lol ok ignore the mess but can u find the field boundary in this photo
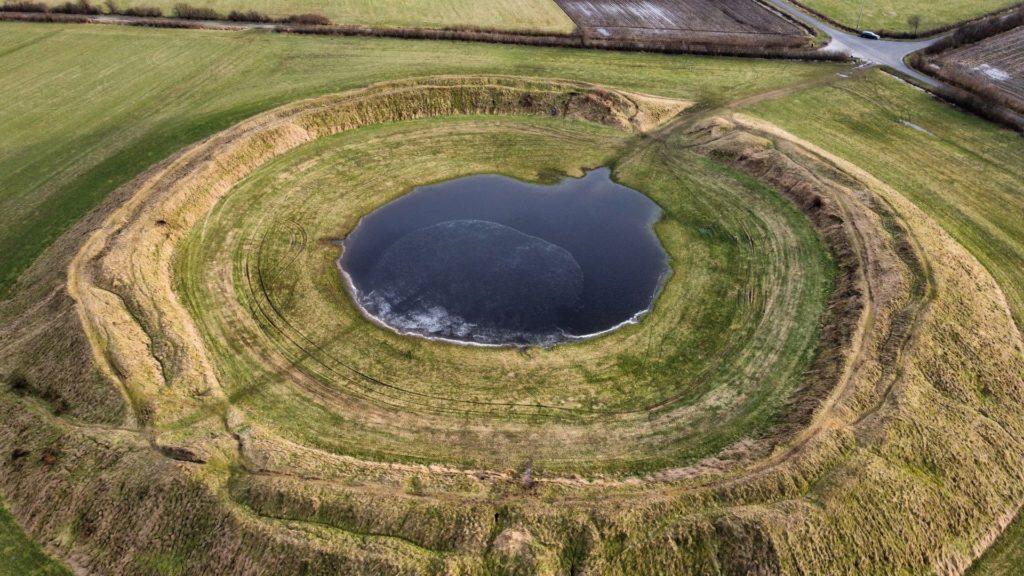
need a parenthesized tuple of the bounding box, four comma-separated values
(0, 10, 850, 61)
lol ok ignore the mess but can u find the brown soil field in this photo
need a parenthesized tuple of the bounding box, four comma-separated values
(554, 0, 809, 46)
(933, 26, 1024, 106)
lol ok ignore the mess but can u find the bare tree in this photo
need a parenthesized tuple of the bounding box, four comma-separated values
(907, 14, 922, 35)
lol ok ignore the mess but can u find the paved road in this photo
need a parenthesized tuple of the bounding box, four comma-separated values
(766, 0, 945, 87)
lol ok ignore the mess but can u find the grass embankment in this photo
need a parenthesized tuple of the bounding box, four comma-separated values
(0, 22, 845, 299)
(746, 67, 1024, 575)
(37, 0, 576, 32)
(174, 115, 833, 474)
(796, 0, 1021, 34)
(747, 69, 1024, 329)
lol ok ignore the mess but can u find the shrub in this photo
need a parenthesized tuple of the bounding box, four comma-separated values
(901, 68, 1024, 132)
(281, 12, 329, 25)
(933, 66, 1024, 115)
(51, 0, 101, 14)
(227, 9, 269, 22)
(172, 2, 220, 19)
(907, 14, 922, 35)
(6, 370, 30, 394)
(404, 475, 424, 496)
(122, 4, 159, 16)
(1, 1, 48, 11)
(0, 10, 89, 20)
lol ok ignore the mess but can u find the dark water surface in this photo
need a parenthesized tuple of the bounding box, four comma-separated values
(338, 168, 669, 346)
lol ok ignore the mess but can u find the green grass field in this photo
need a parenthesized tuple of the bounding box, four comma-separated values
(3, 17, 1024, 575)
(0, 499, 69, 576)
(797, 0, 1020, 33)
(0, 22, 843, 299)
(746, 69, 1024, 328)
(746, 68, 1024, 575)
(39, 0, 577, 32)
(173, 114, 832, 474)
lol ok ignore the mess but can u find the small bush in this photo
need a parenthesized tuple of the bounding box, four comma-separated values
(172, 2, 220, 19)
(122, 4, 160, 16)
(121, 16, 200, 27)
(281, 12, 329, 25)
(6, 370, 30, 394)
(0, 10, 89, 20)
(1, 1, 48, 12)
(227, 9, 269, 22)
(3, 370, 72, 414)
(51, 0, 101, 14)
(404, 475, 424, 496)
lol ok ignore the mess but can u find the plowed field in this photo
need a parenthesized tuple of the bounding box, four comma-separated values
(555, 0, 807, 45)
(936, 26, 1024, 104)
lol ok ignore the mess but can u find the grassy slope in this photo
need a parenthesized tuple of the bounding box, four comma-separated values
(0, 22, 843, 299)
(746, 68, 1024, 575)
(39, 0, 576, 32)
(0, 499, 70, 576)
(797, 0, 1020, 33)
(747, 70, 1024, 326)
(174, 116, 832, 474)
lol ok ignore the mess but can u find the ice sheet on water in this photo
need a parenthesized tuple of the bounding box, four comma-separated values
(357, 220, 584, 346)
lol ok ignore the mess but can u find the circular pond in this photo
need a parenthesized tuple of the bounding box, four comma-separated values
(338, 168, 670, 346)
